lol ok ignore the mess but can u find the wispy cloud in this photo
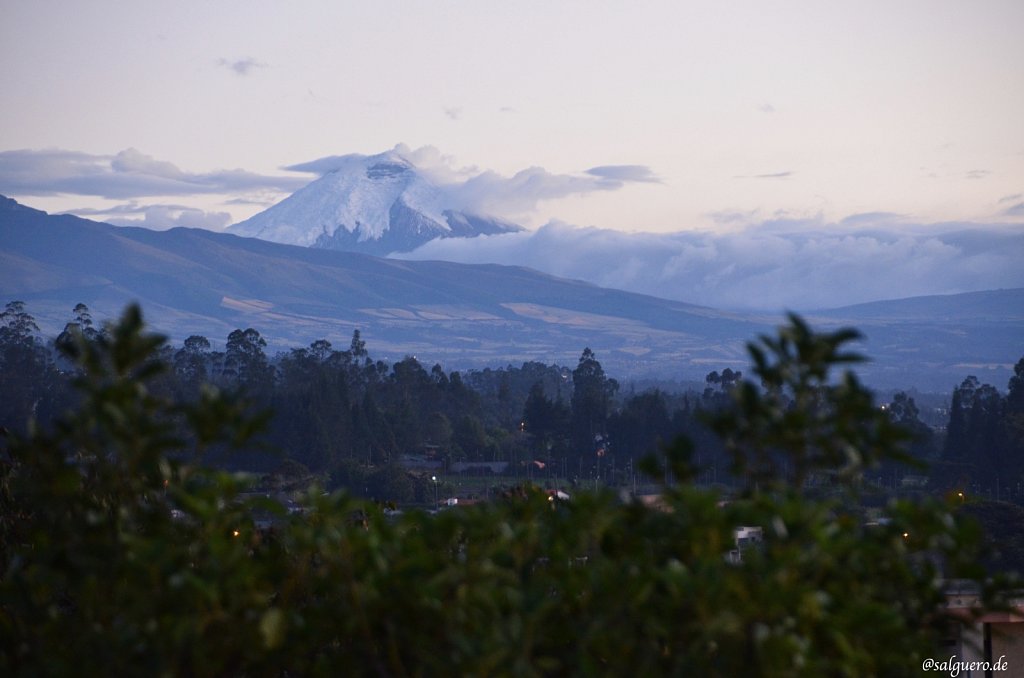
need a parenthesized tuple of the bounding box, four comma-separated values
(224, 196, 277, 207)
(65, 202, 232, 230)
(707, 208, 760, 225)
(758, 103, 776, 113)
(0, 148, 307, 199)
(218, 57, 266, 76)
(837, 212, 905, 228)
(397, 219, 1024, 310)
(448, 166, 660, 217)
(998, 193, 1022, 204)
(443, 106, 462, 120)
(966, 169, 991, 180)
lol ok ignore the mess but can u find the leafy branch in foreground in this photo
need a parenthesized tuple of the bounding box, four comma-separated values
(0, 305, 1008, 676)
(701, 313, 909, 490)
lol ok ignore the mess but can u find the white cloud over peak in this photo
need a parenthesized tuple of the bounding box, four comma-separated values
(285, 144, 662, 221)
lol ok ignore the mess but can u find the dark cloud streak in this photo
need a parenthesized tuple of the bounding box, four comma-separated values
(732, 171, 794, 179)
(585, 165, 662, 183)
(218, 57, 266, 76)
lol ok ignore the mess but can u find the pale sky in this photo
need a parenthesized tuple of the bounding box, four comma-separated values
(2, 0, 1023, 233)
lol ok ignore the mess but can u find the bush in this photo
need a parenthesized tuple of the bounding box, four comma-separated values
(0, 306, 1005, 675)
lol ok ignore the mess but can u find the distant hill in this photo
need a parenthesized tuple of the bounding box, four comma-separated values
(807, 289, 1024, 390)
(815, 288, 1024, 322)
(1, 196, 1020, 389)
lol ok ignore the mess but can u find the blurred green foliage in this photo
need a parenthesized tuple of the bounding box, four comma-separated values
(0, 306, 1003, 675)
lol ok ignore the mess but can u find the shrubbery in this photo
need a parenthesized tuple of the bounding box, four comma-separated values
(0, 306, 1005, 675)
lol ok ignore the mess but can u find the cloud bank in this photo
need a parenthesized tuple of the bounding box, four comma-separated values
(0, 148, 307, 199)
(397, 219, 1024, 310)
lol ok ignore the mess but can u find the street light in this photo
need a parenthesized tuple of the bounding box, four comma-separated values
(431, 475, 438, 508)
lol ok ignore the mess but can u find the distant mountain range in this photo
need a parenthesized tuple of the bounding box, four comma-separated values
(229, 151, 522, 255)
(2, 196, 1021, 390)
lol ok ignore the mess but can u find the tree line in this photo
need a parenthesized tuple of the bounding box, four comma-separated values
(934, 364, 1024, 496)
(1, 302, 716, 491)
(2, 300, 1022, 501)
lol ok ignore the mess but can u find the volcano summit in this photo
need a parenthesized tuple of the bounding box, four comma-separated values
(229, 150, 522, 255)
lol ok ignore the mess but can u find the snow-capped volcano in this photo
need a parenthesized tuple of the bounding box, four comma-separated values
(229, 150, 522, 255)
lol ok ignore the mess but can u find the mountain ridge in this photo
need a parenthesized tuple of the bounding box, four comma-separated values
(2, 196, 1020, 389)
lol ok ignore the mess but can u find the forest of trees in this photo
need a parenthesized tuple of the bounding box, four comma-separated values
(2, 299, 1022, 503)
(0, 301, 712, 498)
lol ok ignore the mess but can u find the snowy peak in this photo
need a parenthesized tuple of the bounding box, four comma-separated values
(229, 150, 522, 255)
(364, 156, 413, 179)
